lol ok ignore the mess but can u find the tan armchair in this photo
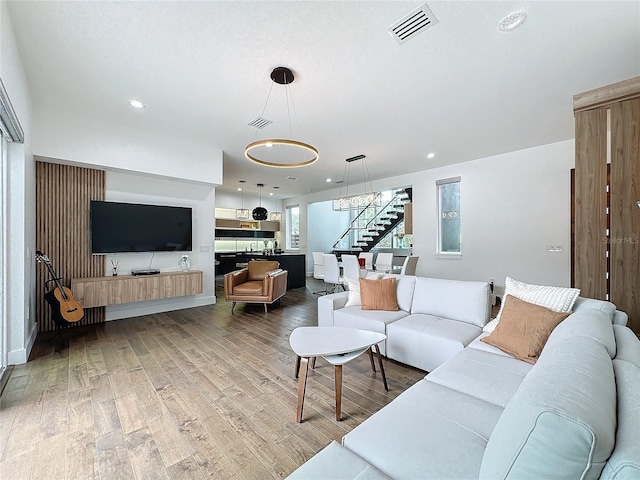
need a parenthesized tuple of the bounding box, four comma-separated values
(224, 260, 288, 313)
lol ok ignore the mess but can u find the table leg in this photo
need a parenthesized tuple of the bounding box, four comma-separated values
(368, 347, 376, 372)
(296, 357, 310, 423)
(294, 355, 301, 379)
(374, 344, 388, 391)
(335, 364, 343, 421)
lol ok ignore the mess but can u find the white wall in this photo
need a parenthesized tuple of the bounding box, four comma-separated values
(306, 200, 351, 274)
(103, 171, 215, 320)
(29, 102, 223, 322)
(285, 139, 575, 294)
(1, 0, 37, 365)
(33, 106, 222, 185)
(411, 140, 574, 291)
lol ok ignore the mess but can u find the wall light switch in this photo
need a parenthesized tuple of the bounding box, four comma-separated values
(546, 245, 563, 253)
(199, 246, 210, 253)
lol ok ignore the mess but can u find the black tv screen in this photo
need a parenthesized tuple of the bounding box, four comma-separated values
(90, 201, 193, 254)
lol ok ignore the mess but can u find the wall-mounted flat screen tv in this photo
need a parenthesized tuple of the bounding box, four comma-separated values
(90, 200, 193, 254)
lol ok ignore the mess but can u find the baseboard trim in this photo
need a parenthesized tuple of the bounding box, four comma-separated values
(7, 321, 38, 365)
(106, 295, 217, 321)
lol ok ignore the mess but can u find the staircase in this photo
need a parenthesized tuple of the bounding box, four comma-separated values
(333, 188, 412, 254)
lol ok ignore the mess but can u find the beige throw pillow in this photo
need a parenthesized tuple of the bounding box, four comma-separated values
(481, 295, 571, 364)
(359, 277, 399, 311)
(484, 276, 580, 334)
(344, 272, 384, 308)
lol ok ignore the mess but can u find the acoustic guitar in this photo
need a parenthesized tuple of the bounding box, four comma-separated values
(35, 251, 84, 323)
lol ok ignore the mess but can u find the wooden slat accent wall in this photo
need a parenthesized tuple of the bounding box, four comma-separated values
(35, 162, 105, 331)
(574, 76, 640, 113)
(574, 109, 608, 301)
(610, 99, 640, 334)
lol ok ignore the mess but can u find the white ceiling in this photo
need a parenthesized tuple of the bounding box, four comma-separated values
(7, 1, 640, 198)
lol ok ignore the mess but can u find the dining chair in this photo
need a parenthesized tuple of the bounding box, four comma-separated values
(400, 256, 419, 275)
(323, 253, 345, 293)
(374, 252, 394, 273)
(358, 252, 374, 271)
(312, 252, 326, 295)
(341, 254, 363, 283)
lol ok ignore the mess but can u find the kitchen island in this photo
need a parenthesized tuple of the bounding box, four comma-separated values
(215, 252, 306, 289)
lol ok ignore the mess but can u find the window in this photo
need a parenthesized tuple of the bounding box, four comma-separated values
(286, 205, 300, 250)
(437, 177, 461, 254)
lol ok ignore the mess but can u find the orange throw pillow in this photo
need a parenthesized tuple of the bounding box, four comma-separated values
(481, 294, 570, 364)
(359, 277, 399, 311)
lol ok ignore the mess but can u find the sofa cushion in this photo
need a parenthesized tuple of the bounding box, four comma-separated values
(613, 324, 640, 367)
(573, 296, 617, 321)
(426, 346, 532, 408)
(410, 277, 490, 328)
(487, 276, 580, 333)
(387, 314, 482, 372)
(343, 380, 503, 479)
(543, 308, 617, 359)
(479, 336, 616, 480)
(285, 440, 391, 480)
(333, 307, 408, 356)
(233, 280, 264, 295)
(600, 359, 640, 480)
(480, 295, 570, 364)
(467, 332, 511, 357)
(378, 274, 416, 313)
(344, 272, 385, 307)
(359, 277, 398, 311)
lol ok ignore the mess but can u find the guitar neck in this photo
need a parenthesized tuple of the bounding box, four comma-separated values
(42, 258, 69, 301)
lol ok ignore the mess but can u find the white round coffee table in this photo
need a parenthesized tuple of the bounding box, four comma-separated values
(289, 326, 388, 422)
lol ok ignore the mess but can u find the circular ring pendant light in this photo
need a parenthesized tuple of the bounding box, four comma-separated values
(245, 67, 318, 168)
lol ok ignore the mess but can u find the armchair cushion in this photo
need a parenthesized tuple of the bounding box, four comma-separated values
(248, 260, 280, 280)
(233, 281, 265, 295)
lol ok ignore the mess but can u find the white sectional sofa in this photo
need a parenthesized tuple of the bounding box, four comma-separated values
(288, 275, 640, 479)
(318, 275, 493, 371)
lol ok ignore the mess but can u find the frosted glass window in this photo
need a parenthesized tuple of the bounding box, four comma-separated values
(286, 205, 300, 250)
(437, 177, 461, 254)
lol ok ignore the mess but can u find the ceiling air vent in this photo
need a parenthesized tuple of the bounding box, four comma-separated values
(248, 117, 272, 129)
(387, 3, 439, 45)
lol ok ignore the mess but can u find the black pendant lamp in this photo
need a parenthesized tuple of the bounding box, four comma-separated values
(252, 183, 268, 220)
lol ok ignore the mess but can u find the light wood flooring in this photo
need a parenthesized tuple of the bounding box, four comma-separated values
(0, 278, 426, 479)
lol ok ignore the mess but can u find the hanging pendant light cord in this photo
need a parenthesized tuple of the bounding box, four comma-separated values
(254, 82, 276, 140)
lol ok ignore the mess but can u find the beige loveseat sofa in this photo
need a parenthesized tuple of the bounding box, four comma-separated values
(288, 275, 639, 479)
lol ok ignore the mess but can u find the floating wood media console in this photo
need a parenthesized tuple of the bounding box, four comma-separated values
(71, 270, 203, 308)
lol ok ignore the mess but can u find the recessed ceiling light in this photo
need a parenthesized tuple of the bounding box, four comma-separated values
(427, 152, 436, 159)
(269, 192, 274, 196)
(237, 187, 242, 191)
(129, 99, 145, 108)
(498, 9, 527, 32)
(326, 178, 332, 183)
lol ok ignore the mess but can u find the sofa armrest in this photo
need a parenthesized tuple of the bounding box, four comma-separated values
(262, 268, 282, 293)
(318, 291, 349, 326)
(286, 441, 391, 479)
(265, 269, 288, 299)
(224, 268, 248, 296)
(613, 310, 628, 326)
